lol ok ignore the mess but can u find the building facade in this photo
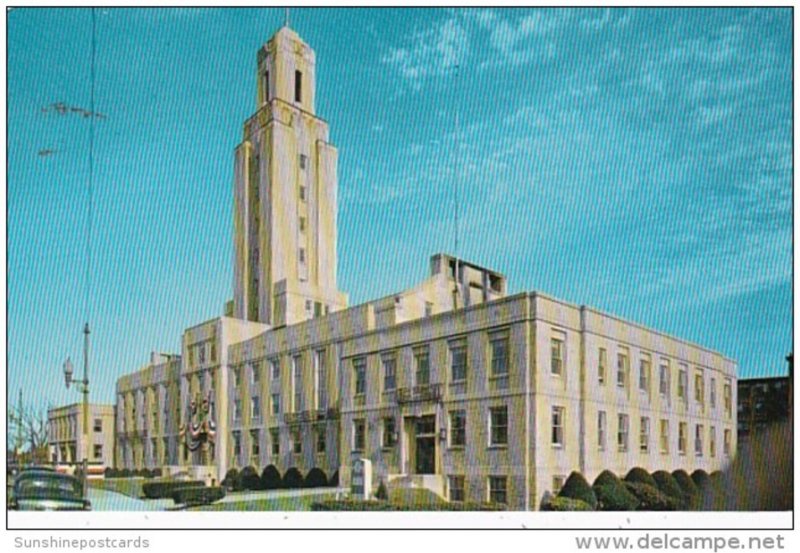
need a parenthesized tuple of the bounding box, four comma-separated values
(103, 25, 738, 509)
(737, 376, 791, 441)
(48, 403, 115, 475)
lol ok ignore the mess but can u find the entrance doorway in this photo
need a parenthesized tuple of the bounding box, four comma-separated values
(414, 415, 436, 474)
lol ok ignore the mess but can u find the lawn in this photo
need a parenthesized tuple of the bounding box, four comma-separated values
(188, 492, 338, 511)
(88, 478, 145, 498)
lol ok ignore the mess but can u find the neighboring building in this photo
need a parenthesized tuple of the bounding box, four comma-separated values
(101, 24, 738, 509)
(737, 376, 791, 441)
(48, 403, 114, 475)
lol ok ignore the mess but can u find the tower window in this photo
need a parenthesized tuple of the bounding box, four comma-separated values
(299, 248, 306, 264)
(299, 154, 307, 169)
(299, 217, 306, 232)
(263, 70, 269, 103)
(295, 70, 302, 103)
(299, 185, 306, 201)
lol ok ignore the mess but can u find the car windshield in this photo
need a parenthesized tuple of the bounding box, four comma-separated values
(15, 474, 83, 500)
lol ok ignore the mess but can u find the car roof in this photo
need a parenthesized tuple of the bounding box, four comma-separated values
(16, 469, 78, 481)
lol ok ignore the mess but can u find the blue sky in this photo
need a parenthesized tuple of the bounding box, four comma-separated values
(6, 7, 793, 416)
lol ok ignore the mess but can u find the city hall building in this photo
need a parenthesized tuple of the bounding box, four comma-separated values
(106, 25, 737, 510)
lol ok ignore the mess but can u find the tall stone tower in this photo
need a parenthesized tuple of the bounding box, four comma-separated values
(233, 25, 348, 327)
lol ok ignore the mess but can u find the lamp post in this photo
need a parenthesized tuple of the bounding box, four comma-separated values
(63, 323, 90, 491)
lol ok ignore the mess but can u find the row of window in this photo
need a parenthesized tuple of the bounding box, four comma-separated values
(447, 475, 507, 505)
(188, 341, 216, 367)
(232, 427, 327, 459)
(352, 331, 510, 397)
(260, 68, 304, 104)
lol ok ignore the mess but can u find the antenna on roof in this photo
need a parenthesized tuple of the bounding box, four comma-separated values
(453, 64, 461, 309)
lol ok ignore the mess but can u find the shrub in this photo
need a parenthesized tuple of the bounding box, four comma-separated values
(239, 466, 261, 491)
(104, 467, 117, 478)
(329, 470, 339, 487)
(625, 482, 679, 511)
(652, 471, 683, 501)
(625, 467, 657, 488)
(172, 486, 225, 507)
(375, 479, 389, 500)
(593, 470, 622, 489)
(261, 465, 282, 490)
(142, 480, 204, 499)
(118, 468, 131, 478)
(541, 496, 593, 511)
(152, 468, 163, 478)
(221, 468, 239, 491)
(304, 468, 329, 489)
(691, 469, 711, 490)
(672, 470, 701, 510)
(557, 471, 597, 510)
(282, 467, 304, 489)
(594, 484, 640, 511)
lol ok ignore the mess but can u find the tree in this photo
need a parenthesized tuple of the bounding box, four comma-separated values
(8, 404, 50, 464)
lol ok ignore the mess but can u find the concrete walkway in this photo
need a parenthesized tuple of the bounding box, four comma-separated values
(218, 486, 345, 504)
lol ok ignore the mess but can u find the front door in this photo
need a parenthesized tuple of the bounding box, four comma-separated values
(414, 415, 436, 475)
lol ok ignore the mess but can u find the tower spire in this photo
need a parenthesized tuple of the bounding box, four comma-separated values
(285, 7, 290, 28)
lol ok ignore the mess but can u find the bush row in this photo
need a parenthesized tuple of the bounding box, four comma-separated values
(310, 499, 504, 511)
(548, 468, 721, 511)
(221, 465, 337, 491)
(171, 486, 226, 507)
(104, 467, 163, 479)
(142, 480, 205, 499)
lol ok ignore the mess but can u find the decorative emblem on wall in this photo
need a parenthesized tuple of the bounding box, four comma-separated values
(179, 391, 216, 453)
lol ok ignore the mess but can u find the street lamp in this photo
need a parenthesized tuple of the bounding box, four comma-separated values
(63, 357, 73, 389)
(62, 323, 90, 491)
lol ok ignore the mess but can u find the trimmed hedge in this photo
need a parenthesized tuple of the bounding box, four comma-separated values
(304, 468, 329, 489)
(375, 480, 389, 500)
(239, 466, 261, 491)
(593, 470, 622, 489)
(594, 484, 640, 511)
(172, 486, 225, 506)
(142, 480, 204, 499)
(329, 470, 339, 487)
(541, 496, 593, 511)
(261, 465, 282, 490)
(310, 499, 504, 511)
(625, 467, 657, 488)
(222, 468, 239, 490)
(652, 471, 683, 502)
(104, 467, 118, 478)
(283, 467, 304, 489)
(558, 472, 598, 510)
(691, 469, 711, 490)
(624, 482, 679, 511)
(672, 470, 701, 509)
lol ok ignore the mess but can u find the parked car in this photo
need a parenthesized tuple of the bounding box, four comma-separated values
(8, 469, 91, 511)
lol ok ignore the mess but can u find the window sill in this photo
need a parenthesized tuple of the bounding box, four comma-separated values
(447, 445, 465, 451)
(551, 443, 564, 449)
(487, 444, 508, 451)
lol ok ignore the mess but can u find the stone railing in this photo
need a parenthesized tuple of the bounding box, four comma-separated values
(397, 384, 443, 404)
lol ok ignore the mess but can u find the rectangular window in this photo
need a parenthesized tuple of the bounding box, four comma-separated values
(695, 370, 704, 405)
(233, 432, 242, 457)
(710, 377, 717, 408)
(270, 358, 280, 380)
(382, 418, 397, 448)
(639, 355, 651, 392)
(299, 248, 306, 264)
(640, 416, 650, 453)
(450, 410, 466, 447)
(316, 428, 326, 453)
(233, 367, 241, 388)
(353, 358, 366, 396)
(660, 419, 669, 453)
(679, 422, 688, 455)
(724, 380, 732, 417)
(449, 476, 465, 502)
(415, 347, 430, 385)
(252, 363, 260, 384)
(198, 344, 206, 365)
(299, 217, 306, 233)
(263, 70, 269, 101)
(488, 476, 507, 505)
(210, 343, 216, 363)
(617, 351, 628, 388)
(598, 411, 607, 451)
(382, 354, 396, 392)
(678, 366, 688, 400)
(710, 425, 716, 457)
(251, 430, 260, 457)
(551, 336, 565, 376)
(292, 431, 302, 454)
(724, 429, 732, 456)
(617, 414, 629, 452)
(353, 419, 366, 451)
(93, 419, 102, 433)
(251, 396, 261, 420)
(489, 407, 508, 446)
(93, 444, 103, 459)
(270, 428, 279, 456)
(659, 362, 669, 396)
(490, 334, 509, 377)
(271, 393, 280, 416)
(551, 406, 565, 447)
(695, 424, 704, 456)
(450, 342, 467, 382)
(293, 355, 303, 412)
(294, 70, 302, 103)
(234, 399, 242, 421)
(299, 154, 307, 169)
(315, 350, 327, 409)
(598, 348, 607, 385)
(299, 185, 306, 201)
